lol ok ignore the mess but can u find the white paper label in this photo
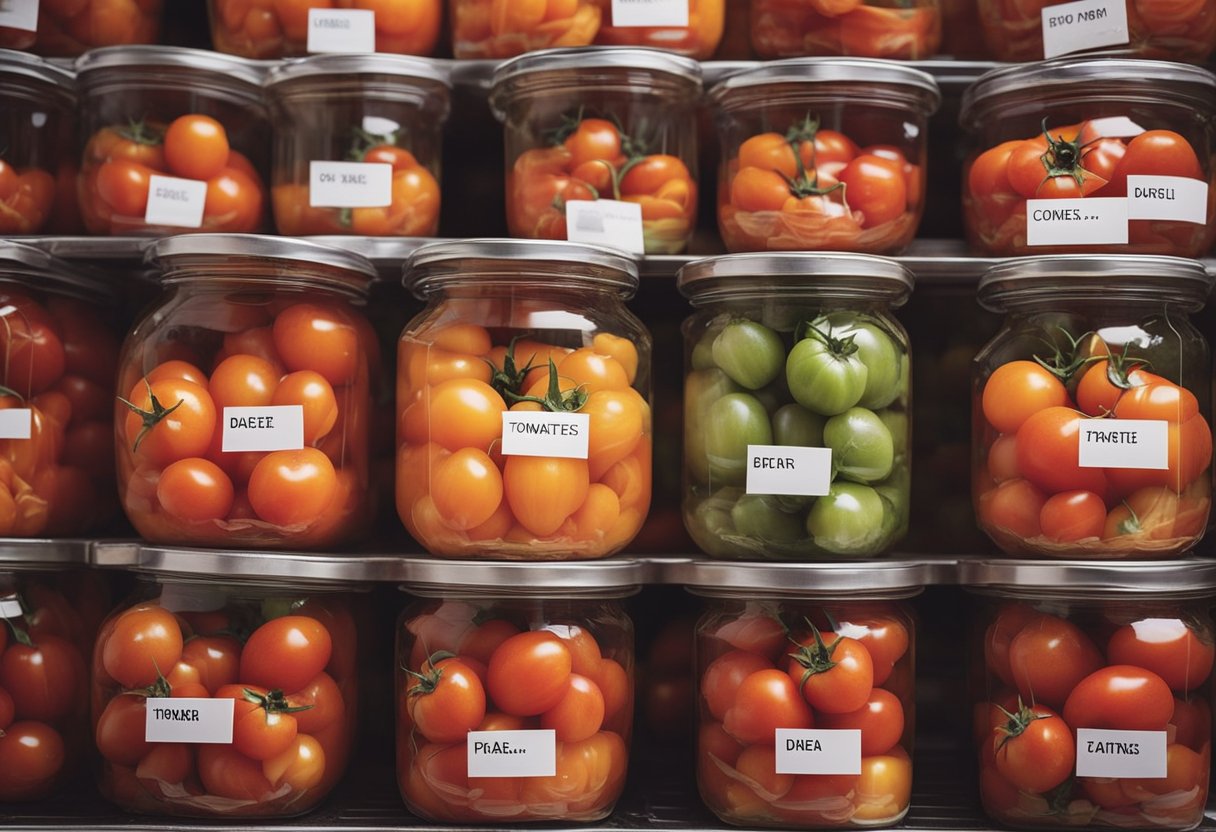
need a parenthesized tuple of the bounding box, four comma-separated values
(1041, 0, 1129, 58)
(565, 199, 645, 254)
(1085, 116, 1145, 139)
(1078, 418, 1168, 469)
(1126, 175, 1208, 225)
(307, 8, 376, 53)
(0, 408, 32, 440)
(309, 161, 392, 208)
(221, 406, 304, 452)
(144, 175, 207, 229)
(611, 0, 689, 26)
(0, 597, 23, 618)
(745, 445, 832, 497)
(0, 0, 38, 30)
(1026, 197, 1128, 246)
(500, 412, 590, 459)
(467, 730, 556, 777)
(1076, 729, 1167, 777)
(145, 697, 234, 744)
(774, 729, 863, 775)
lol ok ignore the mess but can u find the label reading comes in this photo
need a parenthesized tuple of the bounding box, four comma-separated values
(145, 697, 234, 744)
(309, 161, 392, 208)
(0, 0, 38, 31)
(774, 729, 862, 776)
(565, 199, 645, 254)
(1077, 418, 1168, 470)
(307, 8, 376, 52)
(144, 175, 207, 229)
(1040, 0, 1129, 58)
(1026, 197, 1128, 246)
(0, 408, 32, 440)
(745, 445, 832, 497)
(611, 0, 690, 27)
(0, 597, 23, 619)
(500, 412, 590, 459)
(221, 406, 305, 453)
(1126, 175, 1208, 225)
(467, 730, 556, 778)
(1075, 729, 1167, 778)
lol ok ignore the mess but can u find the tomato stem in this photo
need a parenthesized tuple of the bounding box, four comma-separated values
(118, 119, 163, 147)
(786, 619, 839, 693)
(243, 687, 312, 717)
(1035, 118, 1105, 194)
(799, 320, 860, 359)
(502, 358, 588, 413)
(994, 697, 1048, 750)
(1032, 326, 1103, 385)
(485, 335, 538, 401)
(117, 379, 184, 454)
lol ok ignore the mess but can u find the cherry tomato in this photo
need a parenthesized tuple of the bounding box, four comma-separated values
(820, 688, 905, 756)
(240, 615, 333, 695)
(839, 154, 906, 228)
(730, 167, 791, 212)
(166, 635, 240, 695)
(981, 361, 1069, 435)
(156, 457, 235, 523)
(263, 734, 326, 791)
(1007, 614, 1103, 709)
(540, 673, 605, 742)
(723, 669, 813, 744)
(0, 633, 82, 721)
(991, 702, 1075, 793)
(1015, 407, 1108, 496)
(163, 115, 230, 182)
(121, 378, 216, 468)
(247, 448, 338, 527)
(272, 371, 338, 444)
(787, 630, 874, 714)
(101, 605, 184, 689)
(1107, 619, 1214, 692)
(95, 693, 150, 766)
(95, 159, 153, 218)
(485, 631, 572, 717)
(1062, 665, 1175, 730)
(0, 721, 64, 801)
(836, 614, 909, 687)
(273, 303, 360, 386)
(1039, 490, 1106, 541)
(564, 119, 621, 168)
(407, 657, 487, 744)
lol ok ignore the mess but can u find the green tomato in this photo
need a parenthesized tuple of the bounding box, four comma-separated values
(685, 369, 742, 485)
(806, 482, 888, 557)
(785, 333, 868, 417)
(691, 318, 727, 371)
(712, 320, 785, 390)
(877, 409, 909, 457)
(704, 392, 772, 486)
(772, 403, 825, 447)
(687, 488, 747, 559)
(823, 407, 894, 483)
(730, 494, 806, 544)
(822, 314, 904, 410)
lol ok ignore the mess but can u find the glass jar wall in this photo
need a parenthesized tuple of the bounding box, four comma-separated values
(0, 1, 163, 56)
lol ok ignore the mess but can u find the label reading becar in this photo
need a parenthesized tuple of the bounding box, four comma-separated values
(1126, 175, 1208, 225)
(1040, 0, 1129, 58)
(307, 8, 376, 52)
(745, 445, 832, 497)
(500, 412, 590, 459)
(145, 697, 234, 744)
(774, 729, 863, 776)
(610, 0, 690, 27)
(1026, 197, 1128, 246)
(0, 597, 23, 619)
(1075, 729, 1167, 778)
(309, 161, 392, 208)
(467, 730, 556, 778)
(221, 406, 305, 453)
(0, 0, 38, 31)
(0, 408, 32, 440)
(144, 175, 207, 229)
(1077, 418, 1168, 470)
(565, 199, 646, 254)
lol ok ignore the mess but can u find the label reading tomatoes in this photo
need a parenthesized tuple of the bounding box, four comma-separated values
(774, 729, 862, 775)
(306, 8, 376, 52)
(500, 412, 590, 459)
(309, 161, 392, 208)
(610, 0, 690, 27)
(144, 174, 207, 229)
(0, 408, 32, 440)
(565, 199, 645, 254)
(0, 597, 23, 619)
(1126, 175, 1208, 225)
(145, 697, 234, 744)
(1075, 729, 1167, 777)
(1025, 197, 1128, 246)
(221, 406, 305, 453)
(467, 730, 556, 777)
(0, 0, 38, 31)
(745, 445, 832, 497)
(1085, 116, 1145, 140)
(1077, 419, 1168, 469)
(1040, 0, 1129, 58)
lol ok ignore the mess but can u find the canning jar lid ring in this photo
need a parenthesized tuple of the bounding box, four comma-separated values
(75, 45, 265, 87)
(977, 255, 1212, 311)
(264, 53, 452, 89)
(676, 559, 932, 597)
(677, 253, 914, 303)
(0, 49, 74, 91)
(396, 556, 646, 595)
(491, 46, 702, 88)
(0, 240, 113, 300)
(92, 542, 390, 586)
(710, 57, 940, 109)
(149, 234, 376, 293)
(961, 558, 1216, 596)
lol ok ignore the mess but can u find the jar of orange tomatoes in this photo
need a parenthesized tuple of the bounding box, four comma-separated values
(490, 48, 701, 255)
(397, 557, 641, 821)
(711, 60, 939, 254)
(398, 239, 652, 560)
(0, 0, 162, 56)
(265, 54, 450, 238)
(118, 234, 378, 550)
(74, 46, 269, 236)
(590, 0, 724, 58)
(684, 559, 923, 827)
(452, 0, 600, 56)
(209, 0, 440, 58)
(90, 543, 363, 818)
(751, 0, 940, 57)
(973, 256, 1212, 559)
(960, 59, 1216, 257)
(965, 559, 1215, 830)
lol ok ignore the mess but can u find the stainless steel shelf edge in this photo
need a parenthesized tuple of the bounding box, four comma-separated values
(91, 541, 401, 584)
(0, 537, 92, 565)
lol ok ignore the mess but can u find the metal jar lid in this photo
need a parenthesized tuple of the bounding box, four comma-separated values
(711, 58, 940, 114)
(0, 240, 112, 302)
(978, 255, 1212, 312)
(264, 53, 452, 89)
(961, 558, 1216, 598)
(93, 542, 393, 586)
(0, 48, 74, 92)
(675, 558, 935, 598)
(398, 556, 645, 598)
(76, 45, 265, 95)
(678, 253, 914, 306)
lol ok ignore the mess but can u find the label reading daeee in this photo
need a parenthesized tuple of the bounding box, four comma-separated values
(0, 597, 23, 619)
(1026, 197, 1128, 246)
(1126, 175, 1208, 225)
(467, 730, 556, 778)
(145, 697, 234, 744)
(565, 199, 645, 254)
(774, 729, 862, 776)
(1077, 418, 1168, 470)
(611, 0, 690, 27)
(746, 445, 832, 497)
(307, 8, 376, 52)
(0, 408, 32, 440)
(309, 161, 392, 208)
(221, 406, 304, 453)
(1040, 0, 1129, 58)
(0, 0, 38, 30)
(144, 175, 207, 229)
(1075, 729, 1167, 778)
(500, 412, 590, 459)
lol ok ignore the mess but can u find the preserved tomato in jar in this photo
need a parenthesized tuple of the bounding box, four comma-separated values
(961, 60, 1216, 258)
(679, 254, 912, 560)
(398, 240, 652, 560)
(208, 0, 440, 58)
(118, 235, 377, 550)
(973, 256, 1212, 559)
(396, 559, 639, 822)
(266, 54, 450, 238)
(751, 0, 941, 57)
(452, 0, 600, 57)
(490, 48, 701, 255)
(75, 47, 269, 236)
(0, 0, 162, 56)
(711, 60, 939, 255)
(590, 0, 724, 58)
(968, 561, 1214, 830)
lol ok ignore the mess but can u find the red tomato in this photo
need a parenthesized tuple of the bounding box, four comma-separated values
(835, 614, 909, 687)
(819, 688, 905, 756)
(121, 378, 216, 468)
(787, 631, 874, 714)
(1015, 407, 1108, 496)
(1007, 614, 1103, 709)
(1106, 130, 1203, 196)
(0, 721, 64, 801)
(197, 744, 273, 801)
(564, 119, 621, 168)
(839, 154, 906, 228)
(95, 159, 153, 218)
(722, 669, 813, 744)
(289, 671, 345, 734)
(701, 650, 774, 721)
(984, 604, 1040, 686)
(101, 605, 184, 689)
(981, 360, 1069, 435)
(1039, 490, 1106, 542)
(0, 634, 82, 721)
(223, 683, 301, 761)
(407, 657, 487, 744)
(730, 167, 791, 212)
(539, 673, 605, 742)
(156, 457, 235, 523)
(246, 448, 338, 527)
(95, 693, 150, 766)
(1107, 619, 1214, 692)
(1062, 665, 1176, 731)
(163, 115, 230, 182)
(485, 631, 572, 717)
(240, 615, 333, 694)
(991, 702, 1075, 793)
(979, 478, 1047, 540)
(262, 734, 326, 791)
(166, 635, 241, 695)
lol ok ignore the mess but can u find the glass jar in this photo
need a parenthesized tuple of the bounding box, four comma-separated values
(960, 59, 1216, 258)
(74, 46, 270, 236)
(711, 60, 940, 255)
(590, 0, 724, 59)
(90, 545, 363, 818)
(118, 234, 377, 550)
(751, 0, 941, 57)
(490, 48, 702, 255)
(966, 560, 1216, 831)
(452, 0, 600, 57)
(0, 1, 163, 56)
(678, 254, 913, 560)
(398, 240, 652, 560)
(687, 560, 923, 828)
(973, 256, 1212, 559)
(396, 558, 640, 822)
(265, 55, 450, 238)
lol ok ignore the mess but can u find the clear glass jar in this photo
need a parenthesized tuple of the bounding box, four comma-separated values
(973, 257, 1212, 559)
(265, 55, 450, 238)
(960, 60, 1216, 258)
(118, 235, 377, 550)
(590, 0, 724, 59)
(398, 240, 652, 560)
(0, 1, 163, 56)
(396, 559, 640, 822)
(490, 48, 702, 255)
(74, 46, 270, 236)
(678, 254, 912, 560)
(688, 561, 922, 828)
(711, 60, 940, 255)
(966, 560, 1215, 831)
(751, 0, 941, 58)
(452, 0, 600, 57)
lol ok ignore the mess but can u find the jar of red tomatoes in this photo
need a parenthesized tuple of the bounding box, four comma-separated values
(966, 559, 1215, 830)
(973, 256, 1212, 559)
(74, 46, 269, 236)
(751, 0, 940, 57)
(398, 240, 652, 559)
(711, 60, 939, 255)
(685, 559, 923, 827)
(0, 0, 162, 56)
(590, 0, 724, 58)
(265, 54, 450, 238)
(90, 543, 363, 818)
(960, 59, 1216, 257)
(118, 234, 378, 550)
(396, 557, 641, 821)
(490, 48, 701, 255)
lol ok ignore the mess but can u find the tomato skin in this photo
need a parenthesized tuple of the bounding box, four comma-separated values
(101, 605, 184, 690)
(0, 721, 65, 801)
(723, 669, 813, 744)
(247, 448, 338, 528)
(1015, 407, 1108, 496)
(1062, 665, 1175, 731)
(1107, 619, 1214, 692)
(979, 478, 1047, 540)
(839, 154, 906, 228)
(819, 688, 905, 756)
(991, 704, 1075, 793)
(95, 693, 150, 766)
(539, 673, 605, 742)
(564, 119, 621, 168)
(980, 360, 1069, 435)
(702, 650, 774, 721)
(486, 631, 572, 717)
(197, 744, 273, 802)
(1007, 614, 1103, 709)
(240, 615, 333, 695)
(224, 684, 301, 762)
(408, 657, 487, 744)
(163, 115, 230, 182)
(835, 614, 909, 687)
(730, 167, 791, 212)
(787, 633, 874, 714)
(1039, 490, 1106, 542)
(1106, 130, 1203, 197)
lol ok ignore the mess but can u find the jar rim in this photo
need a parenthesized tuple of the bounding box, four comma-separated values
(0, 240, 115, 301)
(961, 558, 1216, 596)
(491, 46, 702, 90)
(710, 58, 940, 112)
(264, 53, 452, 89)
(396, 556, 647, 595)
(675, 558, 934, 597)
(977, 255, 1212, 311)
(93, 542, 387, 586)
(75, 45, 265, 89)
(678, 253, 914, 305)
(0, 48, 74, 92)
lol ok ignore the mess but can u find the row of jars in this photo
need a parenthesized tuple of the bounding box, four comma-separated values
(5, 46, 1216, 260)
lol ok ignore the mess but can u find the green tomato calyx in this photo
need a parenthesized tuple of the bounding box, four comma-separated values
(118, 379, 185, 454)
(485, 335, 538, 401)
(503, 358, 588, 413)
(994, 697, 1047, 749)
(786, 619, 840, 693)
(800, 320, 860, 359)
(243, 687, 313, 718)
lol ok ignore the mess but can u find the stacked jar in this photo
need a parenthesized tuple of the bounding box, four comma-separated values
(0, 1, 163, 56)
(750, 0, 941, 57)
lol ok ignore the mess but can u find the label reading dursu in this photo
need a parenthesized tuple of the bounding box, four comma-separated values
(0, 408, 32, 440)
(0, 0, 38, 31)
(1075, 729, 1167, 777)
(307, 8, 376, 52)
(1040, 0, 1129, 58)
(144, 175, 207, 229)
(745, 445, 832, 497)
(1077, 418, 1168, 470)
(309, 161, 392, 208)
(467, 730, 556, 777)
(500, 412, 590, 459)
(222, 406, 305, 452)
(1026, 197, 1128, 246)
(145, 697, 234, 744)
(774, 729, 862, 775)
(611, 0, 690, 27)
(1126, 175, 1208, 225)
